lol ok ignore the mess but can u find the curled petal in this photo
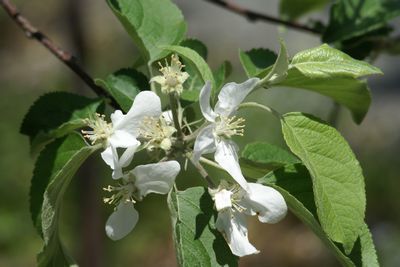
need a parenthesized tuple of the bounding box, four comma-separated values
(240, 183, 287, 224)
(215, 140, 249, 191)
(131, 161, 181, 199)
(214, 78, 260, 117)
(216, 209, 259, 257)
(114, 91, 162, 136)
(105, 202, 139, 241)
(101, 146, 123, 179)
(119, 144, 140, 168)
(199, 81, 217, 122)
(193, 125, 217, 162)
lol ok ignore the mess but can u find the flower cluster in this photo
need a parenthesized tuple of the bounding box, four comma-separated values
(82, 55, 287, 256)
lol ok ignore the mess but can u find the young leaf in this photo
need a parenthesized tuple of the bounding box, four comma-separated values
(280, 0, 330, 21)
(107, 0, 187, 62)
(276, 69, 371, 124)
(20, 92, 103, 152)
(180, 39, 209, 102)
(259, 164, 378, 267)
(323, 0, 400, 43)
(214, 61, 232, 93)
(168, 187, 238, 267)
(95, 68, 149, 112)
(289, 44, 382, 79)
(30, 133, 100, 266)
(262, 41, 289, 84)
(240, 142, 300, 179)
(281, 112, 366, 253)
(164, 45, 215, 101)
(238, 48, 277, 77)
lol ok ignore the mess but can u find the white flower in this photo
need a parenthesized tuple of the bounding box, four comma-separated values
(193, 78, 260, 190)
(209, 182, 287, 257)
(82, 91, 163, 179)
(104, 161, 181, 240)
(150, 54, 189, 95)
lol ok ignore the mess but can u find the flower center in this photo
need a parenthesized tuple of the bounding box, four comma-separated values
(210, 183, 247, 213)
(103, 181, 136, 207)
(81, 113, 113, 146)
(215, 116, 245, 139)
(139, 116, 176, 151)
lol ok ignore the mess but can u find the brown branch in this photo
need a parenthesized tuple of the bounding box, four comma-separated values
(204, 0, 322, 35)
(0, 0, 119, 109)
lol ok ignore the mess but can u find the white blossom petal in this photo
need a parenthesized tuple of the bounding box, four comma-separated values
(131, 161, 181, 199)
(105, 202, 139, 241)
(216, 209, 259, 257)
(101, 146, 124, 179)
(199, 81, 217, 122)
(214, 78, 260, 117)
(109, 130, 139, 148)
(193, 125, 217, 162)
(113, 91, 162, 136)
(240, 183, 287, 223)
(119, 145, 140, 168)
(215, 140, 249, 191)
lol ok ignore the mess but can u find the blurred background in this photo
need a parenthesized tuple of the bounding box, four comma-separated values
(0, 0, 399, 266)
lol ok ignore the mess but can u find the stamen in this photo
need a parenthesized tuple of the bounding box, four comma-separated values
(215, 116, 246, 139)
(139, 116, 176, 151)
(81, 113, 113, 146)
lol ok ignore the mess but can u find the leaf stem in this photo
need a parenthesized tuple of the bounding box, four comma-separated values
(239, 102, 282, 119)
(199, 157, 225, 172)
(188, 156, 216, 188)
(169, 94, 184, 141)
(0, 0, 120, 109)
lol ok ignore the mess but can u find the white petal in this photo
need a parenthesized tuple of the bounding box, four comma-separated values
(101, 146, 123, 179)
(193, 125, 217, 162)
(119, 145, 140, 168)
(113, 91, 162, 136)
(216, 209, 259, 257)
(214, 189, 233, 212)
(199, 81, 217, 122)
(105, 202, 139, 241)
(131, 161, 181, 199)
(214, 78, 260, 117)
(149, 75, 166, 85)
(215, 140, 249, 191)
(240, 183, 287, 223)
(109, 130, 139, 148)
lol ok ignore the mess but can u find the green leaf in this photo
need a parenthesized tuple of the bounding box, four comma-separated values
(214, 61, 232, 93)
(290, 44, 382, 79)
(281, 112, 366, 253)
(239, 48, 277, 77)
(168, 187, 238, 267)
(276, 69, 371, 124)
(20, 92, 103, 152)
(240, 142, 300, 179)
(323, 0, 400, 43)
(280, 0, 330, 21)
(262, 41, 289, 84)
(259, 164, 378, 267)
(95, 68, 149, 112)
(107, 0, 187, 62)
(179, 39, 209, 102)
(164, 45, 215, 101)
(30, 133, 100, 266)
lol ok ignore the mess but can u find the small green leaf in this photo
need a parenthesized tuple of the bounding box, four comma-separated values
(95, 68, 149, 112)
(240, 142, 300, 179)
(168, 187, 238, 267)
(290, 44, 382, 78)
(20, 92, 103, 152)
(281, 112, 366, 253)
(107, 0, 187, 62)
(181, 39, 208, 59)
(239, 48, 277, 77)
(214, 61, 232, 93)
(280, 0, 330, 21)
(323, 0, 400, 43)
(262, 41, 289, 84)
(164, 45, 215, 101)
(276, 69, 371, 124)
(31, 133, 99, 266)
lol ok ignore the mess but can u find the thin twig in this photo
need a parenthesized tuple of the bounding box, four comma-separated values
(203, 0, 321, 35)
(188, 156, 216, 188)
(0, 0, 119, 109)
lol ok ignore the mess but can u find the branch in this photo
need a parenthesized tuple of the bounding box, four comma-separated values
(203, 0, 322, 35)
(0, 0, 119, 109)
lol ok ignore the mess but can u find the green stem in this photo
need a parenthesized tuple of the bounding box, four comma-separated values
(239, 102, 282, 119)
(148, 62, 156, 93)
(169, 94, 184, 141)
(199, 157, 225, 172)
(188, 156, 216, 188)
